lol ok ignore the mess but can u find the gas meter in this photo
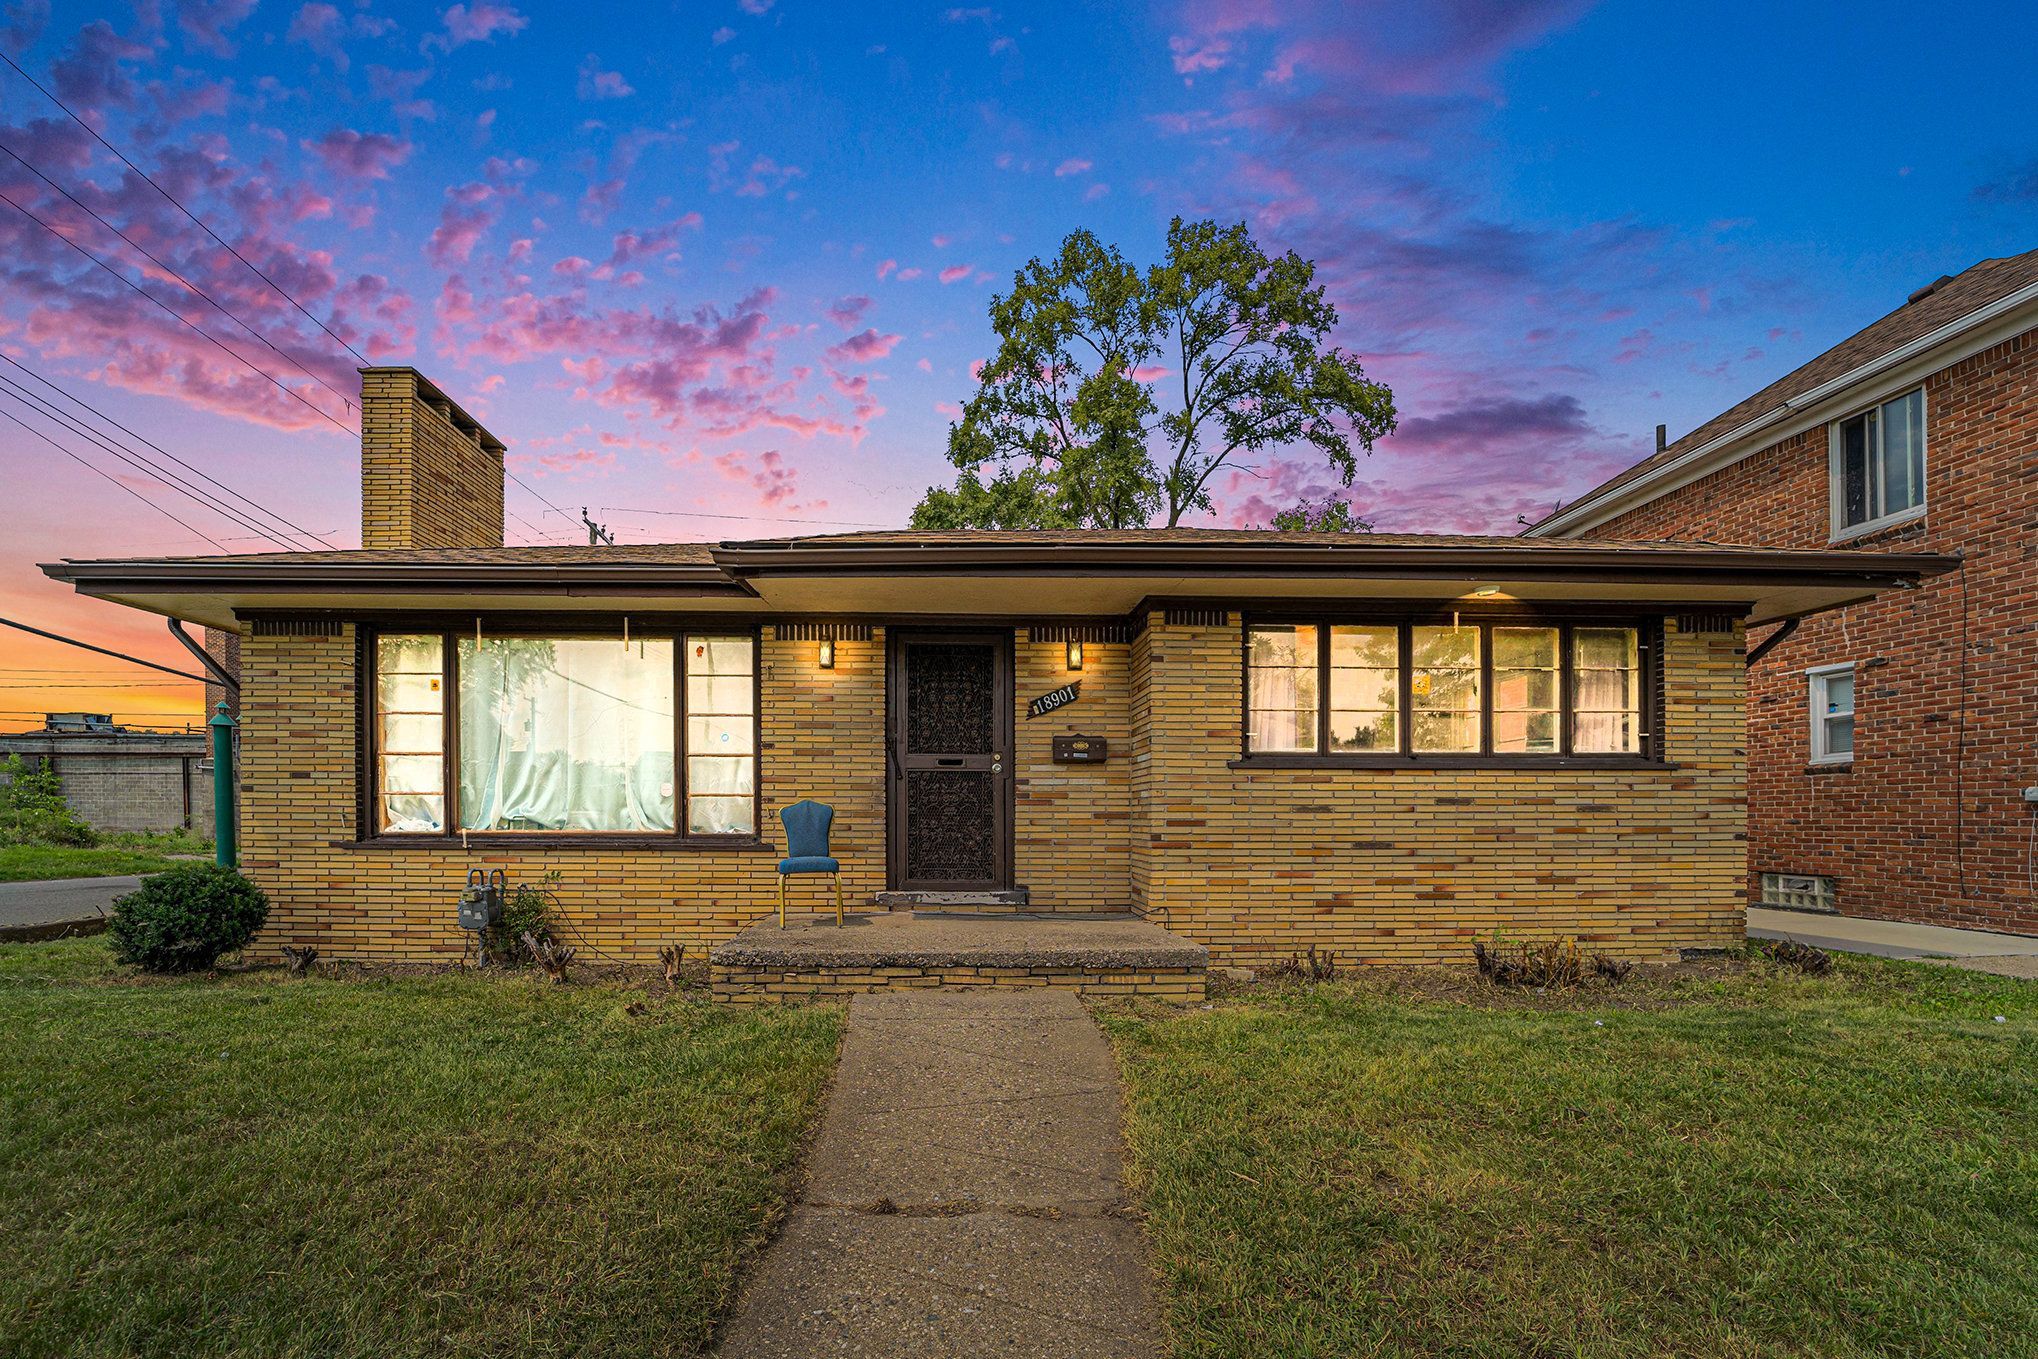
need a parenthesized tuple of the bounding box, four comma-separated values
(458, 868, 506, 932)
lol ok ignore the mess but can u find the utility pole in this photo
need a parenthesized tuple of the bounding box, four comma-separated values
(581, 507, 614, 546)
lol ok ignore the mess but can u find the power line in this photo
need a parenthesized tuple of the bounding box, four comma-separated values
(506, 466, 582, 529)
(0, 405, 227, 549)
(602, 505, 890, 529)
(0, 616, 216, 685)
(0, 354, 335, 549)
(0, 184, 357, 437)
(0, 49, 373, 368)
(0, 375, 305, 550)
(0, 138, 359, 413)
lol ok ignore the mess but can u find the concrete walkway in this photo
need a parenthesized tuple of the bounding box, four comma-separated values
(717, 988, 1161, 1358)
(1749, 906, 2038, 978)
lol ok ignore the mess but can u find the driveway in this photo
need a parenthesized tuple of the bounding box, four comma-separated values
(1749, 906, 2038, 978)
(0, 876, 142, 931)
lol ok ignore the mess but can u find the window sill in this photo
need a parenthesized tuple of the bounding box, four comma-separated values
(332, 834, 771, 851)
(1804, 761, 1854, 775)
(1829, 506, 1925, 545)
(1228, 754, 1678, 772)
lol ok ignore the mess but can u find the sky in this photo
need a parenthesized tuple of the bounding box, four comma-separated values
(0, 0, 2034, 731)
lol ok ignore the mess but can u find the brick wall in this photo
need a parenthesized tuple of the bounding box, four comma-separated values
(0, 735, 210, 834)
(1013, 635, 1130, 909)
(360, 368, 505, 550)
(1591, 328, 2038, 934)
(1128, 612, 1748, 964)
(242, 625, 886, 962)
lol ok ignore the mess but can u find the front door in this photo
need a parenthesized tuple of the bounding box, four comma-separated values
(887, 630, 1013, 891)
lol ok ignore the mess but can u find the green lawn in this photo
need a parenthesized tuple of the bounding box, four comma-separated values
(0, 831, 214, 882)
(0, 936, 841, 1359)
(1103, 954, 2038, 1359)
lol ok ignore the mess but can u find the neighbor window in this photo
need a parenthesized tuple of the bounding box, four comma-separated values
(370, 630, 756, 837)
(1244, 618, 1651, 761)
(1832, 388, 1925, 535)
(1807, 663, 1854, 765)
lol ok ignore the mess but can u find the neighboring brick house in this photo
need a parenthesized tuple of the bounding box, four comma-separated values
(1527, 248, 2038, 935)
(39, 365, 1947, 989)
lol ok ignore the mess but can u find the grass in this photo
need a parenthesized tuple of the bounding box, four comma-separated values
(0, 936, 841, 1358)
(1102, 953, 2038, 1359)
(0, 829, 214, 882)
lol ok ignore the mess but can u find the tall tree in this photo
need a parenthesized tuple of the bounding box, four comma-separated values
(1269, 497, 1371, 532)
(912, 218, 1397, 529)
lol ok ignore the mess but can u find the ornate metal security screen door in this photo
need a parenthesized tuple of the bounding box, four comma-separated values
(888, 631, 1013, 890)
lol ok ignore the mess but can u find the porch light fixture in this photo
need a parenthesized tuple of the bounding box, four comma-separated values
(1468, 585, 1501, 597)
(1066, 638, 1084, 671)
(818, 638, 835, 669)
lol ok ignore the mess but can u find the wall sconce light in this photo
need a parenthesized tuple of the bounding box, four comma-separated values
(1468, 585, 1501, 597)
(1066, 638, 1084, 671)
(818, 638, 835, 669)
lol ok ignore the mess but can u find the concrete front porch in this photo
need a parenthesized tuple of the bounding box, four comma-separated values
(709, 911, 1208, 1005)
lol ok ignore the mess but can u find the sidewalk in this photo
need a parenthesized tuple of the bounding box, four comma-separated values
(0, 875, 137, 942)
(1749, 907, 2038, 978)
(716, 988, 1161, 1358)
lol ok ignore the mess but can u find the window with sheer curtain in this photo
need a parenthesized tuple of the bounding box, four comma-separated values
(370, 631, 756, 837)
(1244, 617, 1651, 761)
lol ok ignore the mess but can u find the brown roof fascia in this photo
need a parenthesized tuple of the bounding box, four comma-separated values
(39, 560, 757, 597)
(708, 540, 1958, 588)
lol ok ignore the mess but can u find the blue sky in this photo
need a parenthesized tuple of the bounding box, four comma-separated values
(1, 0, 2034, 721)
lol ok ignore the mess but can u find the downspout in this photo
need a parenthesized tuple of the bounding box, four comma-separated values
(1744, 617, 1799, 668)
(167, 619, 239, 693)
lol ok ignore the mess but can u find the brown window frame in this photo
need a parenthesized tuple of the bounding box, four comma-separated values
(355, 621, 763, 848)
(1234, 608, 1667, 770)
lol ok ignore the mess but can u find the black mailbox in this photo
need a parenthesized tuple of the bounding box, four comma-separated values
(1051, 735, 1108, 763)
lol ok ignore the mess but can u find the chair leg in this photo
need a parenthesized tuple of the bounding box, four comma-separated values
(834, 872, 844, 927)
(778, 874, 786, 929)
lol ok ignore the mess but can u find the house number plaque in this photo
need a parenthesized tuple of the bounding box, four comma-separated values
(1027, 681, 1081, 718)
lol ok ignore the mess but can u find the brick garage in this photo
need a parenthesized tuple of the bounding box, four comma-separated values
(1536, 254, 2038, 935)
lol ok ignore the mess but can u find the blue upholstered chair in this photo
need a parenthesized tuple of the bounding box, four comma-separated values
(777, 799, 844, 927)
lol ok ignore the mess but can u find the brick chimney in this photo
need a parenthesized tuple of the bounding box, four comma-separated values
(359, 367, 506, 549)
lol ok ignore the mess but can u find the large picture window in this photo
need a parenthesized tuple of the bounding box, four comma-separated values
(368, 629, 757, 839)
(1244, 616, 1655, 764)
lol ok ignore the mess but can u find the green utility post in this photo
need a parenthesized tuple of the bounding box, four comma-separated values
(209, 701, 237, 868)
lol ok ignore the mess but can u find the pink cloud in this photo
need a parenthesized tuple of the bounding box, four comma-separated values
(577, 55, 635, 100)
(938, 264, 972, 284)
(178, 0, 260, 57)
(825, 328, 901, 364)
(827, 295, 873, 328)
(876, 259, 897, 279)
(426, 2, 529, 52)
(1053, 158, 1092, 177)
(714, 448, 803, 506)
(305, 128, 411, 180)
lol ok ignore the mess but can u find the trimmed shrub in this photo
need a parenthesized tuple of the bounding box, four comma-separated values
(108, 864, 269, 973)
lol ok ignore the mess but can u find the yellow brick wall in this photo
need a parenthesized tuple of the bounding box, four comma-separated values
(1129, 611, 1747, 964)
(242, 624, 886, 961)
(1012, 636, 1131, 909)
(360, 368, 505, 550)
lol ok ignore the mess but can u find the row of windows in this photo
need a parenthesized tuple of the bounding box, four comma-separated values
(374, 632, 757, 838)
(1245, 621, 1647, 759)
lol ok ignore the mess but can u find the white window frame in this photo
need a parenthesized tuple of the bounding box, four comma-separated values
(1828, 387, 1926, 541)
(1806, 662, 1855, 766)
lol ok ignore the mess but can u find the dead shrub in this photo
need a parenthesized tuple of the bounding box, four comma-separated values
(523, 931, 576, 984)
(1473, 937, 1632, 990)
(281, 945, 319, 978)
(1263, 946, 1340, 982)
(1762, 938, 1833, 976)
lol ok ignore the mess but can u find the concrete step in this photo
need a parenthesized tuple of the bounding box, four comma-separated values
(709, 910, 1206, 1005)
(874, 888, 1030, 911)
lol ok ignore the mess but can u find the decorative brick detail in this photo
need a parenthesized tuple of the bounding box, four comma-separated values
(1126, 610, 1747, 964)
(360, 368, 505, 550)
(710, 964, 1204, 1005)
(1589, 326, 2038, 934)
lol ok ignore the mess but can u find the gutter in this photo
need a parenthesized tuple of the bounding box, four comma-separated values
(709, 540, 1958, 588)
(1528, 280, 2038, 537)
(40, 560, 757, 597)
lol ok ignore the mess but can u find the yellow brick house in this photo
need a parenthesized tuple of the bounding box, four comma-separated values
(41, 368, 1951, 998)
